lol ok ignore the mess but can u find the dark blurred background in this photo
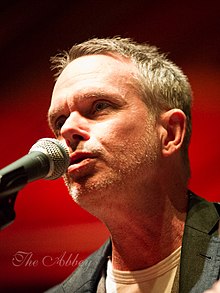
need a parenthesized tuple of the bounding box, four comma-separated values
(0, 1, 219, 292)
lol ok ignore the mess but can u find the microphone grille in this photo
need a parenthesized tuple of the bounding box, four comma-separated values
(29, 138, 70, 180)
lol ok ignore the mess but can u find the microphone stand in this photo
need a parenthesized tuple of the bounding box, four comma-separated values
(0, 166, 28, 229)
(0, 192, 17, 229)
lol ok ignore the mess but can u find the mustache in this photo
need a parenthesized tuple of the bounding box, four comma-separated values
(70, 137, 104, 156)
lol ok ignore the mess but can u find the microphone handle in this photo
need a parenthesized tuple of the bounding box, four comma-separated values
(0, 151, 49, 197)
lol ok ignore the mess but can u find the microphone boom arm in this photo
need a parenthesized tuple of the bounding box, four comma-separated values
(0, 151, 50, 230)
(0, 138, 70, 230)
(0, 192, 17, 229)
(0, 165, 29, 230)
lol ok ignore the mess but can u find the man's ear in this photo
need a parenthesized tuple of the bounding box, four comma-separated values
(159, 109, 186, 157)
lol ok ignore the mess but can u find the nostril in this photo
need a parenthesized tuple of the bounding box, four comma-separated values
(67, 134, 85, 152)
(72, 134, 84, 141)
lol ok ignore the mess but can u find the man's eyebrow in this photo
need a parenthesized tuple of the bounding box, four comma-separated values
(75, 92, 117, 102)
(77, 91, 126, 106)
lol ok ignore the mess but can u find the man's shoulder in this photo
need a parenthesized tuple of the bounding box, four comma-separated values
(180, 190, 220, 292)
(45, 239, 111, 293)
(186, 189, 220, 234)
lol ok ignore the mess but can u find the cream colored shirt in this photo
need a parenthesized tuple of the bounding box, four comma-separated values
(106, 246, 181, 293)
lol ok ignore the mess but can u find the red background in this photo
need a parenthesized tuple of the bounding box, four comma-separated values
(0, 1, 219, 292)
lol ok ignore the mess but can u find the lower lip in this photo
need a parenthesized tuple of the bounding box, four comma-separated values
(67, 158, 95, 174)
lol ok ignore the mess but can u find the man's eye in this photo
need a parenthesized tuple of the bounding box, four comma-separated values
(54, 115, 66, 132)
(93, 101, 110, 113)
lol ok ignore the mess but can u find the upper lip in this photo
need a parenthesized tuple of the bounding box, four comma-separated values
(69, 151, 96, 165)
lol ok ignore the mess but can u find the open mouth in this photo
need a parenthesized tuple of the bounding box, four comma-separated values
(73, 157, 86, 164)
(70, 152, 95, 166)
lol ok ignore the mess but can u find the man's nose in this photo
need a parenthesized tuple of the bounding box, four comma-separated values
(60, 111, 90, 150)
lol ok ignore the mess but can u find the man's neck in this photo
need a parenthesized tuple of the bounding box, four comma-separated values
(102, 188, 188, 271)
(111, 212, 186, 271)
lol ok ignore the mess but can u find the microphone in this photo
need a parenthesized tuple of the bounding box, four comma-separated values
(0, 138, 70, 197)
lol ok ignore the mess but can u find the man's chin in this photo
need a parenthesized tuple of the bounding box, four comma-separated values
(67, 184, 104, 212)
(64, 175, 96, 199)
(64, 173, 118, 204)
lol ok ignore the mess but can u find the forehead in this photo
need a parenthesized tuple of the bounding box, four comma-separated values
(52, 54, 138, 94)
(48, 54, 143, 122)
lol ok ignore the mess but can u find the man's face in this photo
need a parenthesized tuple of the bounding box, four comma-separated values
(48, 54, 161, 208)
